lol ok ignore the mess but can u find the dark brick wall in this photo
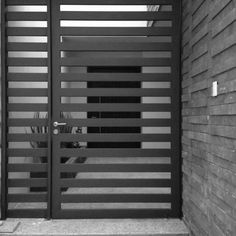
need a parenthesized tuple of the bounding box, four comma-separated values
(182, 0, 236, 235)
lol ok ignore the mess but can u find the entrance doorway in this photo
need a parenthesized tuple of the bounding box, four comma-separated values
(1, 0, 181, 219)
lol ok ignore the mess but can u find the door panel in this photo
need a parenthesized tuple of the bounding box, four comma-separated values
(50, 0, 180, 219)
(1, 0, 51, 218)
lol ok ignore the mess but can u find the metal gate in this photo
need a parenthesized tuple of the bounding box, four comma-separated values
(1, 0, 181, 219)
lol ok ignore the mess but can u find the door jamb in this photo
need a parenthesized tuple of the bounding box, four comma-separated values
(1, 0, 7, 220)
(47, 0, 53, 220)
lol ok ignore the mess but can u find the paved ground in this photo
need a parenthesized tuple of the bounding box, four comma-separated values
(0, 219, 189, 236)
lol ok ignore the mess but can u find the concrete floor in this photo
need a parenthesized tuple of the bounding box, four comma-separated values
(0, 219, 189, 236)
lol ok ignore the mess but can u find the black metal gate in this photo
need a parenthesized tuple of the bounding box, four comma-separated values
(1, 0, 181, 219)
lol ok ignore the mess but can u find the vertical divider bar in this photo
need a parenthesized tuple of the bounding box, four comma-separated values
(1, 0, 7, 220)
(178, 0, 183, 218)
(47, 0, 53, 219)
(171, 0, 182, 217)
(51, 0, 63, 217)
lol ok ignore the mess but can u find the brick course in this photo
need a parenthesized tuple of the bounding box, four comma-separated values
(182, 0, 236, 235)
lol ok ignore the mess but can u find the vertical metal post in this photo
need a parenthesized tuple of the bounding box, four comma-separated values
(47, 0, 53, 219)
(178, 0, 183, 218)
(171, 0, 182, 217)
(51, 0, 62, 218)
(1, 0, 7, 220)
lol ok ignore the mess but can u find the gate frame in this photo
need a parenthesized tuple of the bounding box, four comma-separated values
(1, 0, 182, 220)
(1, 0, 7, 220)
(0, 0, 54, 220)
(171, 0, 182, 218)
(46, 0, 53, 220)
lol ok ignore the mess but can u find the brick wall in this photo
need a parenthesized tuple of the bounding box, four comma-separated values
(182, 0, 236, 235)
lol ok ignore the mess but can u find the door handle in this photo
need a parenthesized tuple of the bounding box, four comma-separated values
(53, 121, 67, 127)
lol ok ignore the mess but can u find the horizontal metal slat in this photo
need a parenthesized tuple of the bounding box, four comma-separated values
(60, 179, 171, 188)
(60, 163, 171, 173)
(6, 12, 47, 21)
(7, 209, 47, 218)
(61, 58, 171, 66)
(58, 134, 171, 142)
(8, 164, 47, 172)
(7, 0, 47, 5)
(7, 58, 48, 66)
(8, 88, 48, 96)
(59, 0, 173, 5)
(8, 104, 48, 112)
(60, 104, 171, 112)
(65, 118, 171, 127)
(7, 28, 47, 36)
(8, 43, 48, 51)
(61, 27, 172, 36)
(8, 119, 48, 127)
(8, 134, 48, 142)
(8, 194, 47, 202)
(61, 42, 172, 51)
(60, 88, 171, 97)
(56, 209, 172, 219)
(58, 149, 171, 157)
(8, 178, 47, 187)
(60, 12, 173, 21)
(7, 148, 47, 157)
(62, 36, 172, 43)
(7, 73, 48, 81)
(61, 194, 172, 203)
(59, 73, 172, 82)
